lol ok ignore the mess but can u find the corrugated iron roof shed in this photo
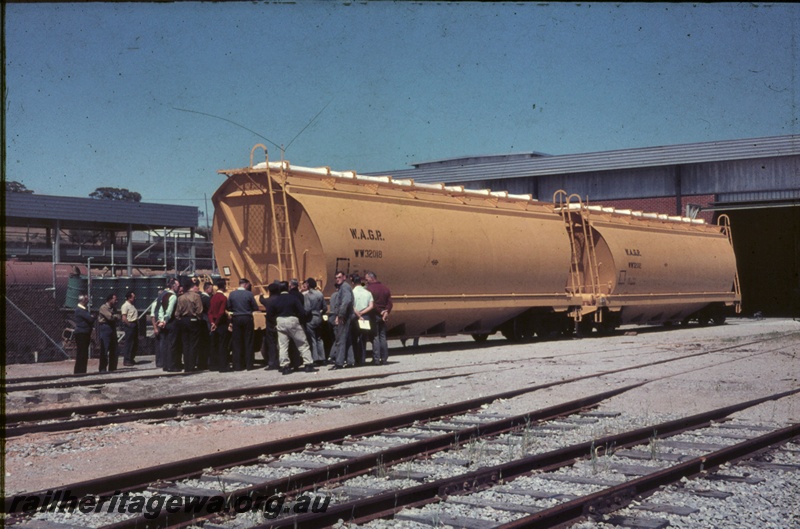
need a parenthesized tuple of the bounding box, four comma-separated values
(4, 193, 198, 229)
(368, 134, 800, 183)
(412, 151, 551, 168)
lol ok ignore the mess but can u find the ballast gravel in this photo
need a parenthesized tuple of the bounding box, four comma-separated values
(335, 420, 799, 529)
(571, 442, 800, 529)
(5, 318, 799, 529)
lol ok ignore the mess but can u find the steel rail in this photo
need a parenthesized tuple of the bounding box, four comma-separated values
(6, 315, 787, 392)
(6, 335, 795, 518)
(4, 370, 196, 393)
(97, 384, 640, 529)
(3, 352, 499, 392)
(7, 323, 719, 433)
(2, 374, 603, 513)
(14, 323, 764, 435)
(3, 373, 469, 438)
(496, 423, 800, 528)
(5, 333, 794, 496)
(244, 388, 800, 528)
(4, 372, 395, 422)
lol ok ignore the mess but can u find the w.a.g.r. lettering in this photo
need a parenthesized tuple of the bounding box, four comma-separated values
(350, 228, 384, 241)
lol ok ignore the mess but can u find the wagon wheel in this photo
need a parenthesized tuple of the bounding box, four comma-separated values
(533, 315, 561, 340)
(595, 320, 616, 336)
(595, 310, 619, 335)
(576, 315, 594, 337)
(710, 305, 727, 325)
(501, 316, 533, 342)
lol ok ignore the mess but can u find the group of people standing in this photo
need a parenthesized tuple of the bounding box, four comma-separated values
(327, 271, 393, 369)
(151, 276, 225, 372)
(71, 272, 393, 376)
(71, 290, 141, 374)
(260, 271, 393, 374)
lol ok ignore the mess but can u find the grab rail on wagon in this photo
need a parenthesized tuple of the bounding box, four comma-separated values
(717, 214, 742, 313)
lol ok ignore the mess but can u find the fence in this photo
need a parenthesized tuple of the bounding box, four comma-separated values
(5, 285, 72, 364)
(5, 285, 160, 365)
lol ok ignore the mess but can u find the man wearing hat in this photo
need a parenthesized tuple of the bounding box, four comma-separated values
(227, 277, 259, 371)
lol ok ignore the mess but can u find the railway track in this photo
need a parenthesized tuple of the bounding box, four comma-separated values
(3, 372, 477, 438)
(4, 368, 192, 393)
(4, 354, 526, 396)
(0, 344, 612, 395)
(4, 385, 637, 512)
(366, 419, 799, 529)
(4, 383, 636, 528)
(6, 387, 797, 529)
(6, 331, 795, 438)
(8, 322, 787, 394)
(5, 325, 797, 529)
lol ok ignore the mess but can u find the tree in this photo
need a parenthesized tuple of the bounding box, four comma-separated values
(89, 187, 142, 202)
(6, 181, 34, 193)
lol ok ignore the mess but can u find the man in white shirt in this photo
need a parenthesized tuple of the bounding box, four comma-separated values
(351, 274, 374, 365)
(121, 290, 139, 367)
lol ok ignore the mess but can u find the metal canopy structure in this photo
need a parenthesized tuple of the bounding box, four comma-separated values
(5, 193, 197, 230)
(4, 193, 200, 275)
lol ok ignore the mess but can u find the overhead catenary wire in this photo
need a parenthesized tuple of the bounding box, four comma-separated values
(173, 100, 334, 158)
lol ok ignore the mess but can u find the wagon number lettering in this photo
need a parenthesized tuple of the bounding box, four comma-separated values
(626, 248, 641, 268)
(354, 249, 383, 259)
(350, 228, 384, 241)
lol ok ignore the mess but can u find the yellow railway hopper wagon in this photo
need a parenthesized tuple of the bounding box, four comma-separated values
(212, 146, 578, 340)
(556, 193, 741, 334)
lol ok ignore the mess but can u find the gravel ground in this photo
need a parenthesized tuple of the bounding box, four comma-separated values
(5, 317, 800, 506)
(569, 443, 800, 529)
(343, 417, 799, 529)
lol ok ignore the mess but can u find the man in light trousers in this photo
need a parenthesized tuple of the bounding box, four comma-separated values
(268, 282, 316, 375)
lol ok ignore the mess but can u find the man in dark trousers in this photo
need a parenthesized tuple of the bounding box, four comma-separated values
(330, 270, 354, 369)
(97, 293, 121, 372)
(303, 278, 326, 365)
(120, 290, 139, 367)
(198, 281, 214, 370)
(259, 281, 282, 370)
(157, 278, 182, 372)
(208, 279, 230, 371)
(267, 282, 315, 375)
(150, 278, 174, 368)
(227, 277, 258, 371)
(366, 271, 393, 365)
(175, 278, 204, 372)
(72, 294, 95, 374)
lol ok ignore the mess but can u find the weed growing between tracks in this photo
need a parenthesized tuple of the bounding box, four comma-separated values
(590, 439, 618, 475)
(649, 428, 660, 460)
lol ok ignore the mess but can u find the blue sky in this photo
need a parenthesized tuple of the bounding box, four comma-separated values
(5, 2, 799, 213)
